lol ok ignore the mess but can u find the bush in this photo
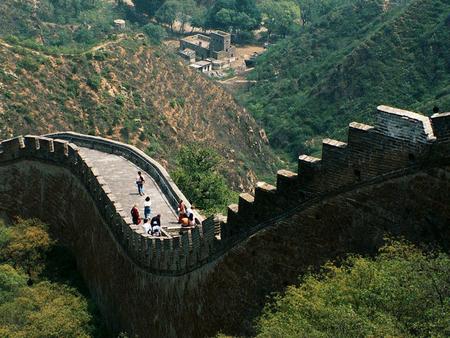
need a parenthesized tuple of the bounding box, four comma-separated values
(0, 218, 53, 279)
(142, 23, 167, 45)
(0, 218, 105, 336)
(16, 57, 40, 72)
(234, 30, 255, 44)
(86, 75, 101, 91)
(172, 145, 234, 214)
(256, 240, 450, 337)
(115, 95, 126, 106)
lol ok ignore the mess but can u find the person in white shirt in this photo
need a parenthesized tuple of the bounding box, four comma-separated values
(142, 218, 151, 235)
(186, 206, 193, 219)
(144, 196, 152, 219)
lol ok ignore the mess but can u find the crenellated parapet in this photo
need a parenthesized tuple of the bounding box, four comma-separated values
(0, 134, 217, 275)
(220, 105, 450, 241)
(1, 105, 449, 275)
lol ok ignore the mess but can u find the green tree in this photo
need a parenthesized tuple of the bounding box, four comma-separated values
(143, 23, 168, 44)
(0, 219, 53, 279)
(132, 0, 165, 17)
(259, 0, 301, 38)
(0, 273, 95, 337)
(205, 0, 261, 33)
(190, 5, 207, 32)
(173, 145, 234, 214)
(176, 0, 198, 33)
(256, 240, 450, 337)
(296, 0, 342, 25)
(155, 0, 179, 31)
(0, 218, 100, 337)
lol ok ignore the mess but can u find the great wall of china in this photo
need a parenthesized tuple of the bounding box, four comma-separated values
(0, 105, 449, 337)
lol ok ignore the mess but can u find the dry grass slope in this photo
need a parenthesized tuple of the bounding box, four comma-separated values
(0, 37, 277, 190)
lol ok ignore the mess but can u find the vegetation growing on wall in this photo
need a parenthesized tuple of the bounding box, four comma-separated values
(256, 240, 450, 337)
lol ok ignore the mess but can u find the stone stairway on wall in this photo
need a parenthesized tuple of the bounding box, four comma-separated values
(0, 105, 449, 276)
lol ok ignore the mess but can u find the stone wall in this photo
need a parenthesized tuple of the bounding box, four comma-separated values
(0, 159, 448, 337)
(0, 135, 216, 276)
(222, 106, 450, 240)
(0, 105, 449, 337)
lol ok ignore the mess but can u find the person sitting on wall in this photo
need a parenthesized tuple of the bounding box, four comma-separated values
(188, 212, 195, 227)
(144, 196, 152, 219)
(151, 214, 161, 237)
(178, 200, 186, 223)
(180, 215, 190, 227)
(142, 218, 151, 235)
(131, 204, 141, 225)
(186, 205, 194, 219)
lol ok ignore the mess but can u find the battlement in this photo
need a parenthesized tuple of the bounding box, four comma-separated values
(0, 105, 449, 275)
(0, 134, 212, 275)
(375, 105, 436, 142)
(219, 105, 449, 242)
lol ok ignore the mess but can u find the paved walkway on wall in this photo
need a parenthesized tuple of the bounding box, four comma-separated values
(79, 148, 179, 236)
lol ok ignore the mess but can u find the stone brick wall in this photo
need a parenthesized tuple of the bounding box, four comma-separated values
(0, 105, 449, 337)
(0, 157, 448, 337)
(0, 135, 216, 276)
(221, 106, 450, 240)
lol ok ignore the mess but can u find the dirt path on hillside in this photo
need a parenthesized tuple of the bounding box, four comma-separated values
(0, 34, 127, 59)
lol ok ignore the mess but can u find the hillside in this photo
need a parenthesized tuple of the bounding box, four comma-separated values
(241, 0, 450, 158)
(0, 36, 277, 190)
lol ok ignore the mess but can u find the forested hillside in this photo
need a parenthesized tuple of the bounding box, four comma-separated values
(242, 0, 450, 158)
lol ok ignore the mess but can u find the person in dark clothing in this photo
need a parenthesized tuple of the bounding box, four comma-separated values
(136, 171, 145, 196)
(151, 214, 161, 236)
(131, 204, 141, 225)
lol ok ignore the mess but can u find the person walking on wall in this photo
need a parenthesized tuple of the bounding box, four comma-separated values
(144, 196, 152, 219)
(131, 204, 141, 225)
(136, 171, 145, 196)
(186, 205, 194, 220)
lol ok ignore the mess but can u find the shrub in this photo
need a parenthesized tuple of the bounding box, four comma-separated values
(256, 240, 450, 338)
(115, 95, 126, 106)
(16, 57, 40, 72)
(172, 145, 234, 214)
(86, 75, 101, 91)
(142, 23, 167, 45)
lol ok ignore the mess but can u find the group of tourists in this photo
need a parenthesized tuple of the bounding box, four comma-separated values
(130, 171, 198, 237)
(131, 203, 161, 237)
(130, 171, 161, 236)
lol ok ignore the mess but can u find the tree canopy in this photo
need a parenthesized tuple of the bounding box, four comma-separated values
(172, 145, 235, 214)
(259, 0, 301, 38)
(256, 240, 450, 337)
(205, 0, 261, 32)
(0, 219, 102, 337)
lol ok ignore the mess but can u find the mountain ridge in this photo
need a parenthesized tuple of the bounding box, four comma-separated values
(243, 0, 450, 158)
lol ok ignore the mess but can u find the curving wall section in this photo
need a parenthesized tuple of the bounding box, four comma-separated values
(0, 105, 449, 337)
